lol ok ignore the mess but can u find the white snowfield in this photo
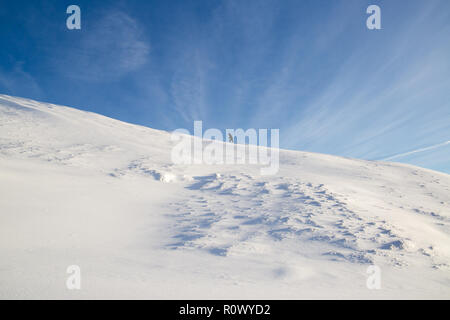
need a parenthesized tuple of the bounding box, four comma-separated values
(0, 94, 449, 299)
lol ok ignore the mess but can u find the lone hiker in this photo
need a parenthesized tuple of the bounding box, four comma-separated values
(228, 133, 234, 143)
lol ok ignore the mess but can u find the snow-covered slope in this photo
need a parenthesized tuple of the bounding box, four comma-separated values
(1, 94, 449, 299)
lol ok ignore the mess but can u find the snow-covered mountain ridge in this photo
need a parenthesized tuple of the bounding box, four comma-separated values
(1, 94, 449, 299)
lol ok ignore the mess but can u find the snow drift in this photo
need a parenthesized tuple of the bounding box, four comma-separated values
(0, 94, 449, 299)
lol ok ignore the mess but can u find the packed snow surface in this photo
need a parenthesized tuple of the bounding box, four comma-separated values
(0, 94, 449, 299)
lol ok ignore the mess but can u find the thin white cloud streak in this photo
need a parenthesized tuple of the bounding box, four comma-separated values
(381, 141, 450, 161)
(168, 42, 212, 123)
(0, 62, 43, 98)
(170, 62, 208, 123)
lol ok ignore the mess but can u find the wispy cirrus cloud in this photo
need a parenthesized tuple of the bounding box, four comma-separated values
(278, 0, 450, 170)
(165, 0, 278, 125)
(148, 0, 449, 173)
(169, 49, 210, 123)
(2, 0, 448, 173)
(55, 10, 150, 82)
(0, 61, 42, 98)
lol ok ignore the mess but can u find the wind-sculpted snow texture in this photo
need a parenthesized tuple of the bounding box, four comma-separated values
(0, 94, 449, 299)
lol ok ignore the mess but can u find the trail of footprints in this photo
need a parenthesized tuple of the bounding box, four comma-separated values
(167, 173, 413, 266)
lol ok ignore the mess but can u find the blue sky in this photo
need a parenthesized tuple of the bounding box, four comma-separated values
(0, 0, 449, 173)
